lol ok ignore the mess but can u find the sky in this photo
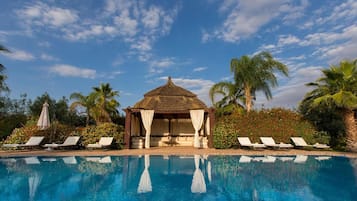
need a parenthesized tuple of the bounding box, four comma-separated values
(0, 0, 356, 111)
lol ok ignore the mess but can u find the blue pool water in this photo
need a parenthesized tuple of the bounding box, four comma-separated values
(0, 155, 356, 201)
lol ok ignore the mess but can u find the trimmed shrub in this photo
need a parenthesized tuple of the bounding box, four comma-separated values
(213, 108, 324, 149)
(80, 123, 124, 149)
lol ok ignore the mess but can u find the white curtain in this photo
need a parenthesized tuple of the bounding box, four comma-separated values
(140, 110, 154, 148)
(137, 155, 152, 193)
(190, 110, 204, 148)
(191, 155, 206, 193)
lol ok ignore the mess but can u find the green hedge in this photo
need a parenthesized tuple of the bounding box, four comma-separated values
(79, 122, 125, 149)
(213, 108, 329, 149)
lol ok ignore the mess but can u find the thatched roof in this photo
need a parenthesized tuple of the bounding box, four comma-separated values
(132, 77, 208, 113)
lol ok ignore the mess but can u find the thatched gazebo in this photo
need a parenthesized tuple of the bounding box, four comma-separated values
(124, 77, 215, 149)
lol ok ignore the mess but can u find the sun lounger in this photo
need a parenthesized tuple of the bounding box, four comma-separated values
(294, 155, 308, 163)
(262, 156, 276, 163)
(313, 143, 330, 149)
(86, 137, 114, 149)
(315, 156, 331, 161)
(41, 158, 57, 162)
(2, 136, 44, 149)
(62, 156, 77, 164)
(24, 157, 41, 164)
(278, 156, 294, 162)
(237, 137, 266, 149)
(260, 137, 293, 149)
(253, 156, 276, 163)
(43, 136, 81, 149)
(86, 156, 112, 163)
(291, 137, 330, 149)
(239, 155, 253, 163)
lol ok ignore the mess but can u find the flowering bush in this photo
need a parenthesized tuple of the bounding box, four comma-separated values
(213, 108, 324, 149)
(2, 123, 77, 145)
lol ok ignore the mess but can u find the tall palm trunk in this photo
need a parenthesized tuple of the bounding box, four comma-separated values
(244, 85, 252, 112)
(343, 109, 357, 152)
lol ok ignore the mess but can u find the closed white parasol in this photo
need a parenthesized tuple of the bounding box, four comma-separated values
(37, 101, 50, 130)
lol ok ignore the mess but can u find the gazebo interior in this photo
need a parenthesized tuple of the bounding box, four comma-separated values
(124, 77, 214, 149)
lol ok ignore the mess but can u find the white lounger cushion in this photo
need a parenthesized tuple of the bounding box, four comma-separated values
(238, 137, 266, 149)
(87, 137, 114, 148)
(291, 137, 312, 147)
(3, 136, 44, 148)
(291, 137, 330, 149)
(43, 136, 80, 148)
(260, 137, 293, 149)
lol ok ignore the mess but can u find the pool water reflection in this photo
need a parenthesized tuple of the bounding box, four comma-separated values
(0, 155, 356, 201)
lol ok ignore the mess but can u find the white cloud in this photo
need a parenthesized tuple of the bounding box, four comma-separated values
(16, 1, 179, 50)
(114, 12, 138, 36)
(315, 0, 357, 25)
(207, 0, 308, 43)
(98, 70, 123, 79)
(2, 49, 35, 61)
(130, 36, 152, 51)
(150, 57, 175, 73)
(40, 53, 59, 61)
(142, 6, 161, 29)
(278, 35, 301, 46)
(16, 2, 78, 28)
(193, 67, 207, 72)
(49, 64, 96, 79)
(301, 24, 357, 63)
(281, 0, 309, 24)
(201, 30, 211, 43)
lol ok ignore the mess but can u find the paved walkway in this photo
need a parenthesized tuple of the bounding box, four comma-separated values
(1, 147, 357, 158)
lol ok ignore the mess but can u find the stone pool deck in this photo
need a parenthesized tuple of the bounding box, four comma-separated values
(1, 147, 357, 158)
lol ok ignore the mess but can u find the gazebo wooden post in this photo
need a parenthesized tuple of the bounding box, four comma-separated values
(208, 107, 215, 148)
(124, 108, 132, 149)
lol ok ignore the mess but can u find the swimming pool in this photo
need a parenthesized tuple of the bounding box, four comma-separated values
(0, 155, 356, 201)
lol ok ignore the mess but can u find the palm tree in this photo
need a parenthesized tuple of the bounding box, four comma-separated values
(230, 51, 288, 112)
(91, 83, 120, 124)
(69, 92, 95, 126)
(0, 44, 10, 94)
(209, 80, 245, 115)
(306, 60, 357, 152)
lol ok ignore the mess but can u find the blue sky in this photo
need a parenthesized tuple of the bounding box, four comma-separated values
(0, 0, 356, 110)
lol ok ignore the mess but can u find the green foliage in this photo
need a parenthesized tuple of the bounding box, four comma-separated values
(301, 59, 357, 151)
(0, 114, 27, 140)
(299, 98, 345, 148)
(213, 108, 321, 149)
(213, 119, 239, 149)
(209, 81, 245, 116)
(79, 122, 124, 149)
(70, 83, 120, 125)
(230, 51, 288, 111)
(0, 94, 30, 115)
